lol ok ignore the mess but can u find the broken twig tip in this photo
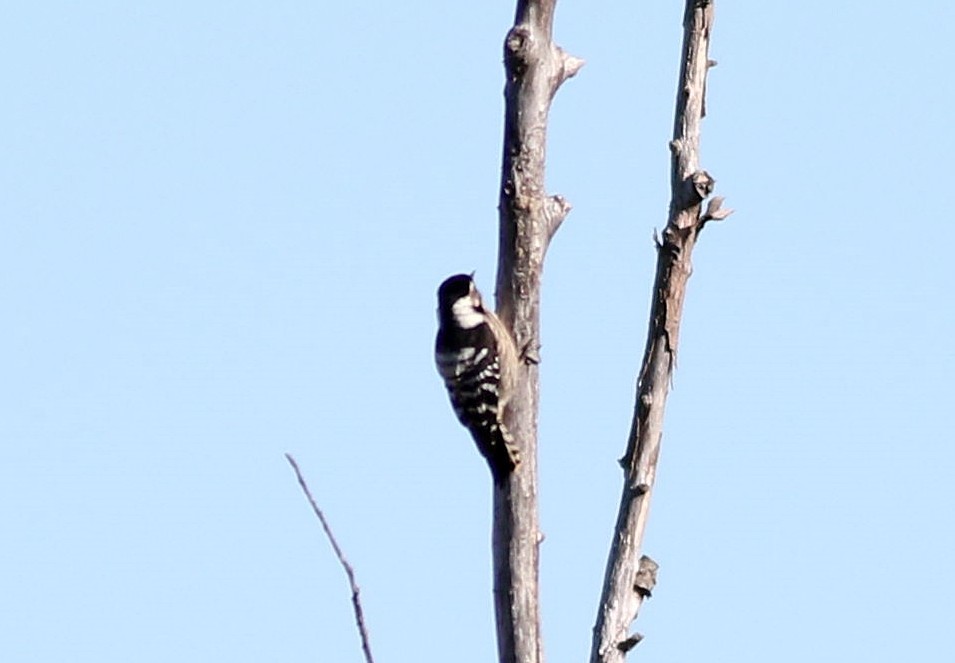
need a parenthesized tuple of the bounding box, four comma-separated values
(562, 52, 586, 79)
(617, 634, 644, 653)
(545, 195, 572, 238)
(702, 195, 734, 223)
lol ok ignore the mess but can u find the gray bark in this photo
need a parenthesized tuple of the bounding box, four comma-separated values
(590, 2, 730, 661)
(492, 2, 582, 663)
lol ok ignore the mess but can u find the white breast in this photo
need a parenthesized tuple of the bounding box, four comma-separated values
(451, 297, 484, 329)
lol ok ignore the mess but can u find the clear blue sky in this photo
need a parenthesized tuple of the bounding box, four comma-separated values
(3, 2, 953, 662)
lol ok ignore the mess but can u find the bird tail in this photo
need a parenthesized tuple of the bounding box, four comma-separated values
(478, 422, 520, 484)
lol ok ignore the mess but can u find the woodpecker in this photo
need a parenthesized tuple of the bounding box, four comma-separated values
(435, 273, 520, 482)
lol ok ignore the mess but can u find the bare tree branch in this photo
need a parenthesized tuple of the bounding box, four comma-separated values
(285, 453, 376, 663)
(493, 1, 581, 662)
(590, 2, 730, 661)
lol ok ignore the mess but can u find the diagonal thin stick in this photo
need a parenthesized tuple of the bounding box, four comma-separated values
(285, 453, 375, 663)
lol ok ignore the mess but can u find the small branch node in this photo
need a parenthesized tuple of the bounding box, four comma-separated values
(545, 194, 572, 238)
(520, 339, 542, 365)
(557, 48, 586, 82)
(633, 555, 659, 598)
(630, 482, 650, 496)
(617, 634, 644, 653)
(505, 26, 532, 60)
(691, 170, 715, 201)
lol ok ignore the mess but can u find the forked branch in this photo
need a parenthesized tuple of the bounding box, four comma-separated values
(590, 2, 730, 661)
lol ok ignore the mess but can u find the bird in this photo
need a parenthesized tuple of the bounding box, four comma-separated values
(434, 273, 520, 482)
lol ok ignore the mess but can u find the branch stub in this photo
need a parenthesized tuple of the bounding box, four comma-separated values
(617, 634, 643, 653)
(633, 555, 659, 598)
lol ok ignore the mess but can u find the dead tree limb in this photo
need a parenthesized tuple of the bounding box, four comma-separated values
(493, 2, 582, 662)
(590, 2, 730, 661)
(285, 454, 376, 663)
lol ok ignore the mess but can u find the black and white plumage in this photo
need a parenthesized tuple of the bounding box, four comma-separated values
(435, 273, 519, 482)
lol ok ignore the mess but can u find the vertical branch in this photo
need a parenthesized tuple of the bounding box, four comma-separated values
(590, 2, 731, 662)
(494, 2, 582, 663)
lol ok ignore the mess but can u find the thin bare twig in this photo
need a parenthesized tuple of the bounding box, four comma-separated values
(285, 453, 375, 663)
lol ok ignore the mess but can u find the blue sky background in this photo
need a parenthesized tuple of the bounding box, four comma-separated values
(3, 2, 953, 662)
